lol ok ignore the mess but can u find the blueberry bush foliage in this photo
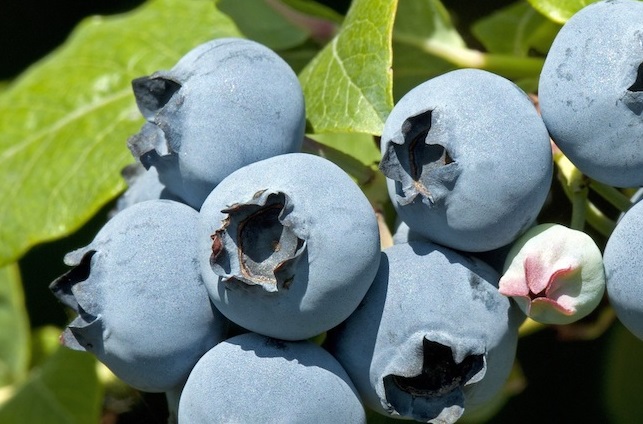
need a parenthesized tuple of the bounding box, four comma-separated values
(1, 0, 642, 422)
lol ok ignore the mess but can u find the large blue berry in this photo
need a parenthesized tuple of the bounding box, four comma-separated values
(327, 241, 522, 423)
(178, 332, 366, 423)
(50, 200, 227, 392)
(604, 200, 643, 340)
(380, 68, 552, 252)
(538, 0, 643, 187)
(127, 37, 306, 209)
(198, 152, 381, 341)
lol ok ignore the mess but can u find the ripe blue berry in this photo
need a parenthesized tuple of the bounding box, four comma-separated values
(539, 0, 643, 187)
(50, 200, 228, 392)
(127, 37, 306, 209)
(380, 68, 552, 252)
(178, 332, 366, 423)
(604, 200, 643, 340)
(327, 241, 522, 423)
(198, 152, 381, 341)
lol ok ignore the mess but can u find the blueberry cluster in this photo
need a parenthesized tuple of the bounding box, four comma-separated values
(50, 1, 643, 423)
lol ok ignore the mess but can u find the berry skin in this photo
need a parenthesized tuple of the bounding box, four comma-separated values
(604, 200, 643, 340)
(380, 68, 552, 252)
(178, 332, 366, 424)
(50, 200, 228, 393)
(198, 152, 381, 341)
(127, 37, 306, 209)
(326, 241, 522, 423)
(499, 224, 605, 325)
(538, 0, 643, 187)
(111, 163, 185, 217)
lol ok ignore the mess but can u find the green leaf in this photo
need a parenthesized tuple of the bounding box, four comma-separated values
(29, 326, 64, 369)
(0, 0, 242, 267)
(0, 347, 101, 424)
(526, 0, 596, 23)
(471, 2, 559, 57)
(604, 322, 643, 423)
(391, 0, 465, 99)
(216, 0, 309, 50)
(303, 133, 389, 208)
(308, 132, 380, 166)
(0, 264, 29, 388)
(392, 0, 543, 97)
(528, 0, 643, 23)
(298, 0, 398, 135)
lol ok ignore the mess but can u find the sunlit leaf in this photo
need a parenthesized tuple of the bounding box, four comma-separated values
(299, 0, 397, 135)
(0, 0, 241, 267)
(0, 264, 29, 388)
(0, 347, 100, 424)
(526, 0, 596, 23)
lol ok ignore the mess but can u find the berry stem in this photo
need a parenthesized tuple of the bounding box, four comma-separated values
(585, 201, 615, 238)
(588, 180, 633, 213)
(553, 150, 616, 237)
(555, 151, 588, 230)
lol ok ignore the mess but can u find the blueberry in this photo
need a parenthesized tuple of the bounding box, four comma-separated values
(499, 224, 605, 325)
(50, 200, 228, 392)
(198, 152, 381, 341)
(604, 200, 643, 340)
(326, 241, 522, 423)
(127, 37, 306, 209)
(177, 332, 366, 423)
(538, 0, 643, 187)
(380, 68, 552, 252)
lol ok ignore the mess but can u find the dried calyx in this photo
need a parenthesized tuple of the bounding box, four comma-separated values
(210, 190, 307, 292)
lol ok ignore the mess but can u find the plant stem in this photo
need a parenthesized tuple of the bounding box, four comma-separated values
(585, 201, 616, 238)
(589, 180, 633, 213)
(393, 33, 544, 79)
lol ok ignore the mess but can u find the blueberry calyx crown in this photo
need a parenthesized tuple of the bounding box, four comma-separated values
(131, 75, 182, 121)
(382, 337, 486, 423)
(380, 109, 459, 207)
(49, 250, 104, 353)
(623, 60, 643, 115)
(388, 339, 483, 397)
(127, 75, 183, 169)
(210, 190, 307, 293)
